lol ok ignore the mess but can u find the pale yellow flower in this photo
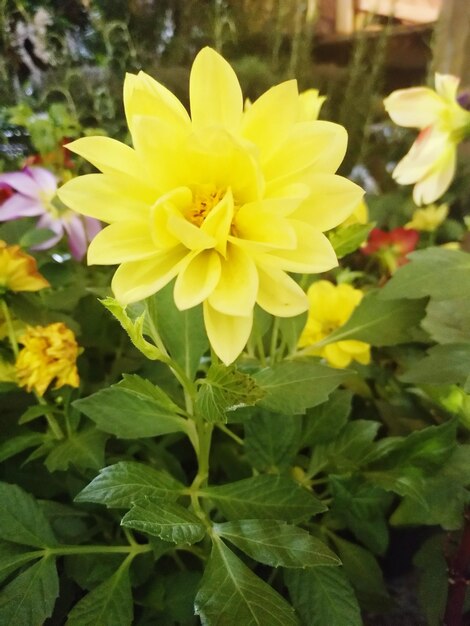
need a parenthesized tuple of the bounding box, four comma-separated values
(405, 203, 448, 232)
(15, 322, 80, 396)
(384, 74, 470, 205)
(340, 199, 369, 227)
(297, 89, 326, 121)
(298, 280, 370, 368)
(58, 48, 363, 364)
(0, 240, 49, 295)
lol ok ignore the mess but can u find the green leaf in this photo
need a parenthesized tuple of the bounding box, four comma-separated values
(380, 248, 470, 301)
(328, 222, 373, 258)
(19, 227, 56, 248)
(0, 433, 44, 463)
(0, 482, 57, 548)
(18, 403, 56, 425)
(75, 461, 186, 509)
(413, 536, 447, 626)
(101, 297, 164, 360)
(302, 390, 352, 446)
(278, 312, 308, 354)
(0, 557, 59, 626)
(44, 428, 108, 472)
(254, 361, 348, 415)
(330, 535, 390, 609)
(195, 538, 299, 626)
(314, 291, 426, 348)
(330, 477, 391, 555)
(66, 564, 133, 626)
(196, 364, 264, 423)
(200, 475, 326, 522)
(244, 411, 301, 471)
(400, 343, 470, 386)
(286, 566, 362, 626)
(214, 520, 340, 568)
(422, 297, 470, 344)
(147, 284, 209, 379)
(0, 542, 41, 584)
(73, 376, 188, 439)
(121, 498, 206, 544)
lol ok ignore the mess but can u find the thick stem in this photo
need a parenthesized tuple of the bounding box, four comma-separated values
(444, 509, 470, 626)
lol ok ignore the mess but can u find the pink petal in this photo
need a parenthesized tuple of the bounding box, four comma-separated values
(32, 214, 64, 250)
(0, 171, 40, 199)
(63, 215, 87, 260)
(84, 217, 102, 241)
(0, 194, 45, 220)
(25, 167, 57, 195)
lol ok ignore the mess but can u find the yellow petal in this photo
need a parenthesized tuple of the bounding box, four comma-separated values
(256, 265, 308, 317)
(261, 221, 338, 273)
(292, 174, 364, 231)
(151, 188, 193, 249)
(112, 247, 188, 305)
(201, 189, 234, 255)
(413, 144, 456, 205)
(167, 212, 216, 250)
(297, 89, 326, 121)
(203, 301, 252, 365)
(124, 70, 190, 133)
(208, 243, 258, 316)
(87, 221, 156, 264)
(234, 204, 296, 249)
(263, 121, 347, 189)
(434, 74, 460, 102)
(57, 174, 153, 223)
(190, 47, 243, 132)
(384, 87, 445, 129)
(323, 343, 352, 368)
(174, 250, 221, 310)
(241, 80, 298, 161)
(65, 137, 145, 181)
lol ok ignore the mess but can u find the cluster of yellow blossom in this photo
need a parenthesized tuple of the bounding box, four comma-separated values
(15, 322, 80, 396)
(298, 280, 370, 368)
(405, 203, 448, 232)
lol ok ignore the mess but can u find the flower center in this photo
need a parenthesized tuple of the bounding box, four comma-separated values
(185, 185, 225, 227)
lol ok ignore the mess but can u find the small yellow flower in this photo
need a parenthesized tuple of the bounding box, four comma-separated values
(0, 240, 49, 295)
(298, 280, 370, 368)
(15, 322, 80, 396)
(297, 89, 326, 121)
(405, 203, 448, 232)
(341, 199, 369, 227)
(58, 47, 363, 364)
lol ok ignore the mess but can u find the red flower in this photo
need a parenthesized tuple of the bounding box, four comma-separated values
(362, 227, 419, 273)
(0, 183, 13, 205)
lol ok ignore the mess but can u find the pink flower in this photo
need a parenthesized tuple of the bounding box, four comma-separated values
(361, 227, 419, 274)
(0, 167, 100, 260)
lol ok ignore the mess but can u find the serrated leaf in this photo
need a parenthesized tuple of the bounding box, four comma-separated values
(380, 248, 470, 301)
(313, 291, 426, 348)
(214, 520, 340, 568)
(195, 538, 299, 626)
(73, 377, 188, 439)
(244, 411, 301, 471)
(254, 361, 348, 415)
(147, 284, 209, 379)
(196, 364, 264, 423)
(328, 223, 373, 258)
(0, 557, 59, 626)
(101, 297, 164, 360)
(75, 461, 186, 509)
(45, 428, 108, 472)
(400, 343, 470, 386)
(121, 499, 206, 544)
(0, 433, 44, 463)
(66, 565, 133, 626)
(285, 565, 362, 626)
(0, 542, 40, 584)
(0, 482, 57, 548)
(302, 390, 352, 446)
(200, 475, 326, 522)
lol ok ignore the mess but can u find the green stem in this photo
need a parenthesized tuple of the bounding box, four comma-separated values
(217, 423, 244, 446)
(269, 317, 280, 363)
(35, 393, 64, 440)
(1, 298, 18, 358)
(40, 543, 153, 557)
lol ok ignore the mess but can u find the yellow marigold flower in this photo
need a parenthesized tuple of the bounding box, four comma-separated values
(341, 199, 369, 227)
(297, 89, 326, 121)
(0, 240, 49, 295)
(405, 203, 448, 232)
(384, 74, 470, 205)
(15, 322, 80, 396)
(58, 47, 363, 364)
(298, 280, 370, 368)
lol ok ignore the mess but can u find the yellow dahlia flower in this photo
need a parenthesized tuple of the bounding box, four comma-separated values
(58, 47, 363, 364)
(298, 280, 370, 368)
(0, 240, 49, 295)
(405, 203, 448, 232)
(384, 74, 470, 205)
(15, 322, 80, 396)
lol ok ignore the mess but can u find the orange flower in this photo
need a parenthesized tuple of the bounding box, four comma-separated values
(0, 240, 50, 295)
(15, 322, 80, 396)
